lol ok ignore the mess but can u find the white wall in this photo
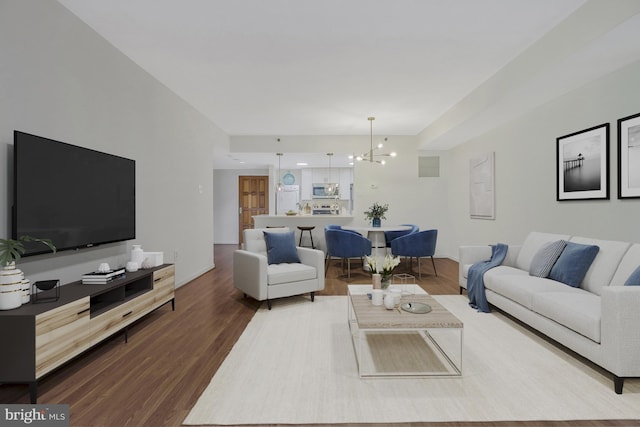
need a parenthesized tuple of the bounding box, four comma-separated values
(351, 137, 453, 257)
(445, 59, 640, 256)
(213, 169, 268, 244)
(0, 0, 227, 287)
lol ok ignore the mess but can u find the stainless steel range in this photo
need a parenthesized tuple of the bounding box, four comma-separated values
(312, 203, 338, 215)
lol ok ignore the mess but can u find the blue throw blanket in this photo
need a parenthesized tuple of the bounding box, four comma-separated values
(467, 243, 508, 313)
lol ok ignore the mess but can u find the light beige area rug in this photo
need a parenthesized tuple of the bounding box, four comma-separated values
(184, 295, 640, 425)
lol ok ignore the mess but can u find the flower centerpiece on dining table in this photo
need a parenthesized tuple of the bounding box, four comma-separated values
(364, 202, 388, 227)
(365, 254, 400, 289)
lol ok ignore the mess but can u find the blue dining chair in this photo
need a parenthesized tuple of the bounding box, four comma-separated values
(324, 224, 362, 235)
(390, 229, 438, 279)
(324, 229, 372, 279)
(384, 224, 419, 248)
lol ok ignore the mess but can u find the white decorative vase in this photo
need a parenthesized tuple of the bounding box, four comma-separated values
(383, 293, 395, 310)
(0, 262, 25, 310)
(21, 278, 31, 305)
(131, 245, 144, 268)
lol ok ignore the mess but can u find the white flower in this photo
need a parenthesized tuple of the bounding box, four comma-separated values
(365, 255, 400, 275)
(382, 254, 400, 272)
(365, 255, 377, 272)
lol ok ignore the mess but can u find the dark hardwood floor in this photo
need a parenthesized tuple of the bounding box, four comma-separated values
(0, 245, 635, 427)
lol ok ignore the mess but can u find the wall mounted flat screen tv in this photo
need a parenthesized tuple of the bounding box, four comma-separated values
(13, 131, 136, 257)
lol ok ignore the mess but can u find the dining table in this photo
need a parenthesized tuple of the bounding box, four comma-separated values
(342, 225, 412, 259)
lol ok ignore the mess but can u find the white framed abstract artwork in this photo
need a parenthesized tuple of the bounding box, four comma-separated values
(469, 152, 495, 219)
(618, 112, 640, 199)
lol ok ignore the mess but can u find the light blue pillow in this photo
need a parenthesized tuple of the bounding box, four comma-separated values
(263, 231, 300, 265)
(548, 242, 599, 288)
(529, 240, 567, 278)
(624, 265, 640, 286)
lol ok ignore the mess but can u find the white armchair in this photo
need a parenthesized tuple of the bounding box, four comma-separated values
(233, 227, 325, 309)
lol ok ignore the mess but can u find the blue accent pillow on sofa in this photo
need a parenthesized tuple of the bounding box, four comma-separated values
(624, 265, 640, 286)
(263, 231, 300, 265)
(548, 242, 599, 287)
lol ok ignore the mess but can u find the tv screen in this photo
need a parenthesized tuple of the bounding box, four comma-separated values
(13, 131, 136, 256)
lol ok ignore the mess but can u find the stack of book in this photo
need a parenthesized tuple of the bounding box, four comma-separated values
(82, 268, 126, 284)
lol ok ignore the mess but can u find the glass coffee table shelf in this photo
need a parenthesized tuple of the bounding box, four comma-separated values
(347, 284, 463, 378)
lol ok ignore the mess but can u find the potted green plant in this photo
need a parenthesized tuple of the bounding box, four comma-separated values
(364, 202, 389, 227)
(0, 236, 56, 310)
(0, 236, 56, 267)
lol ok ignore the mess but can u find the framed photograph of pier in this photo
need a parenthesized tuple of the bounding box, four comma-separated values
(556, 123, 609, 201)
(618, 112, 640, 199)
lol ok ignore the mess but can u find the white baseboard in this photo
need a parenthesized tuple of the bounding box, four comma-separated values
(176, 265, 215, 289)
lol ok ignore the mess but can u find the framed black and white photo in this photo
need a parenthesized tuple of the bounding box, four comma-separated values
(556, 124, 609, 201)
(618, 112, 640, 199)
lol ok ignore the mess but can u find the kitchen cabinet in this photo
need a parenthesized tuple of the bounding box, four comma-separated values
(312, 168, 342, 184)
(301, 169, 313, 200)
(338, 168, 352, 200)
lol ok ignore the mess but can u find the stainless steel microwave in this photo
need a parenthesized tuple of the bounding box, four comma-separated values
(312, 183, 339, 198)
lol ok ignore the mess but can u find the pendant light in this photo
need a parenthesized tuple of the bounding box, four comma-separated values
(325, 153, 334, 195)
(276, 153, 283, 192)
(356, 117, 397, 165)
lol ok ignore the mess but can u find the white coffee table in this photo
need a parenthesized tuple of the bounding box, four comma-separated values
(347, 284, 463, 378)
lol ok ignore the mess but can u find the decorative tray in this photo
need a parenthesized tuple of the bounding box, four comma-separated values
(400, 302, 432, 314)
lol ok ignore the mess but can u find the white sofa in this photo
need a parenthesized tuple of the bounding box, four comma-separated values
(459, 231, 640, 394)
(234, 227, 325, 309)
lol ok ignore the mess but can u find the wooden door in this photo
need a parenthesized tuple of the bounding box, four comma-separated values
(238, 176, 269, 244)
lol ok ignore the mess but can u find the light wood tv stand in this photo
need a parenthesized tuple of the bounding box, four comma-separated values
(0, 264, 175, 403)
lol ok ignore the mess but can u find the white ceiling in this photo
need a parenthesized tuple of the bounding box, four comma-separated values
(55, 0, 640, 169)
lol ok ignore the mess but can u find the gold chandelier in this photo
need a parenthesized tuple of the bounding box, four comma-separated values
(355, 117, 396, 165)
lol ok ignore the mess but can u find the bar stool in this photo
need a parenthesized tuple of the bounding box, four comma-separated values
(297, 226, 316, 249)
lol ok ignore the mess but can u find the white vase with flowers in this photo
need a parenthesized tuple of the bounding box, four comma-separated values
(365, 254, 400, 289)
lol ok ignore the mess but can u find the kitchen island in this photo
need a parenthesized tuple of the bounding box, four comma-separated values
(253, 214, 354, 252)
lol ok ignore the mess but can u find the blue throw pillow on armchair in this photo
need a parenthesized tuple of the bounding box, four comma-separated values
(624, 265, 640, 286)
(548, 242, 599, 288)
(263, 231, 300, 265)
